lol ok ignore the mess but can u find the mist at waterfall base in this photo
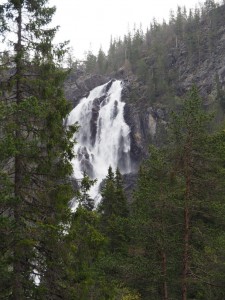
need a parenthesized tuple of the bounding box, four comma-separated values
(67, 80, 131, 208)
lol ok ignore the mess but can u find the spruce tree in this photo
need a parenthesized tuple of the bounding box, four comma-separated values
(96, 167, 130, 296)
(99, 167, 129, 253)
(66, 206, 106, 299)
(115, 168, 129, 218)
(0, 0, 76, 298)
(130, 146, 181, 300)
(73, 172, 96, 211)
(169, 86, 224, 299)
(129, 87, 225, 299)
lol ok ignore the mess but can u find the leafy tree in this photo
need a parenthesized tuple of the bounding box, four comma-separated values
(107, 37, 117, 72)
(130, 26, 144, 67)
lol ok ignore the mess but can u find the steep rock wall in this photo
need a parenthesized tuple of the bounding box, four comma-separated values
(64, 72, 168, 175)
(64, 4, 225, 173)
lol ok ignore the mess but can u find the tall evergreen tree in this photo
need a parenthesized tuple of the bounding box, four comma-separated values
(169, 86, 225, 299)
(96, 166, 130, 296)
(76, 172, 96, 211)
(97, 47, 107, 75)
(130, 146, 181, 300)
(65, 203, 106, 299)
(98, 167, 129, 253)
(129, 87, 225, 299)
(0, 0, 76, 298)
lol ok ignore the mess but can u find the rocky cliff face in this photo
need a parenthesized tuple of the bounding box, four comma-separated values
(119, 7, 225, 167)
(64, 5, 225, 174)
(64, 72, 110, 107)
(64, 5, 225, 200)
(122, 78, 168, 170)
(64, 72, 168, 173)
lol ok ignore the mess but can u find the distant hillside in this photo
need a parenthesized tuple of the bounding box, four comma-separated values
(65, 1, 225, 166)
(71, 1, 225, 108)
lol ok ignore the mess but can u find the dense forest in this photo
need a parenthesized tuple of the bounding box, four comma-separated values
(79, 0, 225, 107)
(1, 0, 225, 299)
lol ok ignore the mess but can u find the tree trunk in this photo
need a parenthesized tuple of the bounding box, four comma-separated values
(182, 204, 189, 300)
(161, 251, 169, 300)
(12, 4, 24, 299)
(182, 151, 191, 300)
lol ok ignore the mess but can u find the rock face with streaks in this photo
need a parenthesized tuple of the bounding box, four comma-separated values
(64, 72, 168, 173)
(64, 4, 225, 197)
(64, 73, 110, 107)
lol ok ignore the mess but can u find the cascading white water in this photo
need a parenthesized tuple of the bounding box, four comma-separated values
(67, 80, 131, 205)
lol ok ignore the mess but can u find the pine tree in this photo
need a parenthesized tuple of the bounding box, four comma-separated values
(65, 206, 106, 299)
(85, 51, 97, 73)
(97, 47, 107, 75)
(130, 146, 181, 300)
(98, 167, 129, 253)
(96, 166, 130, 297)
(0, 0, 76, 298)
(76, 172, 96, 211)
(115, 168, 129, 218)
(129, 87, 225, 299)
(169, 86, 224, 299)
(98, 166, 116, 221)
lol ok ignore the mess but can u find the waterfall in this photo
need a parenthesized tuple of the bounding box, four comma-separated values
(67, 79, 131, 205)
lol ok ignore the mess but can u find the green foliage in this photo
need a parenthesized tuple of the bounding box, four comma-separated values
(99, 167, 129, 253)
(215, 73, 225, 111)
(0, 0, 76, 298)
(84, 1, 225, 107)
(126, 87, 225, 299)
(97, 47, 108, 74)
(85, 51, 97, 73)
(76, 172, 96, 210)
(64, 207, 106, 299)
(168, 86, 225, 299)
(1, 1, 225, 298)
(130, 146, 182, 299)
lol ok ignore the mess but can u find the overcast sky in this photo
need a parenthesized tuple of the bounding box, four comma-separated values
(1, 0, 220, 59)
(49, 0, 211, 60)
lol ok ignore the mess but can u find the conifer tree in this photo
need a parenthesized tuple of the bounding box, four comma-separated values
(99, 166, 116, 221)
(98, 167, 129, 252)
(169, 86, 224, 299)
(96, 167, 130, 297)
(0, 0, 76, 298)
(97, 167, 129, 283)
(65, 201, 106, 299)
(97, 47, 107, 75)
(76, 172, 96, 211)
(130, 146, 181, 300)
(129, 87, 225, 299)
(115, 168, 129, 218)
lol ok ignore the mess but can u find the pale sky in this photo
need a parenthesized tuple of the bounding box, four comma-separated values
(49, 0, 209, 59)
(0, 0, 221, 59)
